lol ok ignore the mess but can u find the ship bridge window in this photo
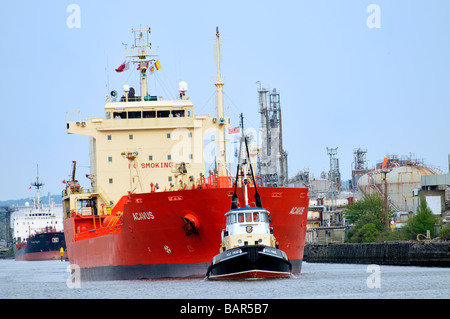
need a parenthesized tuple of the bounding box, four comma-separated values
(128, 111, 142, 119)
(172, 110, 185, 117)
(157, 110, 170, 118)
(113, 111, 127, 119)
(77, 198, 98, 216)
(143, 110, 156, 118)
(238, 213, 244, 223)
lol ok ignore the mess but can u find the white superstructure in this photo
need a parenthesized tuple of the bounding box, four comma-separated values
(13, 170, 63, 243)
(13, 203, 63, 243)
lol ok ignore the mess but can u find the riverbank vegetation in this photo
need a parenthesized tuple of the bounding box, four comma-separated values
(344, 194, 446, 243)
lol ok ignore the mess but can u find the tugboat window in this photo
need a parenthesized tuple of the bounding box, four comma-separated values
(245, 213, 252, 223)
(260, 213, 268, 222)
(227, 214, 236, 225)
(253, 213, 259, 222)
(238, 213, 244, 223)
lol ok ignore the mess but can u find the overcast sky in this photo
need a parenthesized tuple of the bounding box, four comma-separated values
(0, 0, 449, 200)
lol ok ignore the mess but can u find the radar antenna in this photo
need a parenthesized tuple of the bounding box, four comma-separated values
(126, 27, 158, 101)
(31, 164, 44, 209)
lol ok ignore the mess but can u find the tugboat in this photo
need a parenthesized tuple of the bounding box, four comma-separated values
(206, 115, 292, 280)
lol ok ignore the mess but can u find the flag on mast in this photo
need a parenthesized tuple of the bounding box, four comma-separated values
(115, 61, 130, 72)
(149, 60, 161, 73)
(155, 60, 161, 70)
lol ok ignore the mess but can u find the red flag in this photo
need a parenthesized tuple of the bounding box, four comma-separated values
(115, 61, 129, 72)
(228, 127, 240, 134)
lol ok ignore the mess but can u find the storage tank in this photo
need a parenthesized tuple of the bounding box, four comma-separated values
(357, 165, 436, 212)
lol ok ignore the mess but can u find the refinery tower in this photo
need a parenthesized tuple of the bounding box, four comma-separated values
(256, 85, 288, 187)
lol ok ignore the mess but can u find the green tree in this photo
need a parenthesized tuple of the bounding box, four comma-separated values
(402, 199, 438, 240)
(344, 194, 392, 243)
(438, 227, 450, 240)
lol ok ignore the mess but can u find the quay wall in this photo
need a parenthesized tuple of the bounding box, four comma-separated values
(303, 241, 450, 267)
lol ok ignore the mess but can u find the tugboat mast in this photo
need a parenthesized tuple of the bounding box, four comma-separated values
(214, 27, 227, 177)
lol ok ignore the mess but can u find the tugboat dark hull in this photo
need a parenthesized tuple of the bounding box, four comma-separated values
(206, 245, 292, 280)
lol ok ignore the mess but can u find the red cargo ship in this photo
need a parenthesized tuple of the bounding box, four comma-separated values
(62, 27, 308, 280)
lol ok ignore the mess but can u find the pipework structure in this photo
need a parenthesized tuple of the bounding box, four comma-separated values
(256, 85, 288, 187)
(327, 147, 340, 211)
(352, 147, 368, 191)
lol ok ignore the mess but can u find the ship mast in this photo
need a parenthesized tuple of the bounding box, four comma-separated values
(127, 28, 158, 101)
(214, 27, 227, 177)
(31, 164, 44, 210)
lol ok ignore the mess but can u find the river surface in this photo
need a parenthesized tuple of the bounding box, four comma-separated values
(0, 259, 448, 299)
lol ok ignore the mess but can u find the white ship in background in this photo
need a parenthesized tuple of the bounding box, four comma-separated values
(13, 168, 66, 261)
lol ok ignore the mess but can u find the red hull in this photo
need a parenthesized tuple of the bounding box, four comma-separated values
(64, 187, 308, 280)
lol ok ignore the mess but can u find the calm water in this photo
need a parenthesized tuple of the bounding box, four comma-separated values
(0, 259, 448, 299)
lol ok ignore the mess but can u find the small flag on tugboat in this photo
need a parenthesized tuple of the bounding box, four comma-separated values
(115, 61, 130, 72)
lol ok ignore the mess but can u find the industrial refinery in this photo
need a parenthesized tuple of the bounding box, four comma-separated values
(253, 85, 449, 244)
(289, 149, 450, 243)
